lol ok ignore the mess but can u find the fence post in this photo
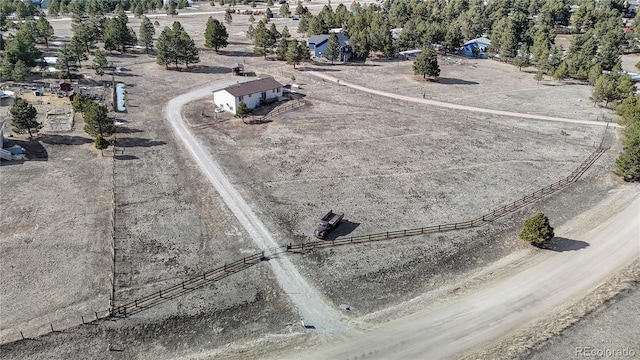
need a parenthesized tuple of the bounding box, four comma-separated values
(95, 312, 99, 320)
(20, 331, 24, 340)
(50, 323, 54, 333)
(159, 290, 163, 298)
(135, 299, 138, 307)
(81, 316, 85, 324)
(203, 273, 206, 280)
(438, 225, 441, 231)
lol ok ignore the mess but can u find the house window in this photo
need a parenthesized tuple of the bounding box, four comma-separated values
(239, 95, 243, 101)
(276, 87, 281, 93)
(261, 92, 266, 99)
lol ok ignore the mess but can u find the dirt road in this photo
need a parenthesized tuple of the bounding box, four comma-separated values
(164, 83, 345, 333)
(282, 193, 640, 359)
(306, 71, 622, 129)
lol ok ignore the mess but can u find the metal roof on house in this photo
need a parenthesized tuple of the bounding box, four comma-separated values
(221, 77, 283, 97)
(464, 37, 491, 46)
(308, 33, 350, 48)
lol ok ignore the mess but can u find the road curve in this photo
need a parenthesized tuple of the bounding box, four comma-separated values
(164, 83, 344, 333)
(285, 194, 640, 359)
(306, 71, 622, 129)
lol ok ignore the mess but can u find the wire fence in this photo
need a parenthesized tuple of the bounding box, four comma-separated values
(2, 142, 607, 345)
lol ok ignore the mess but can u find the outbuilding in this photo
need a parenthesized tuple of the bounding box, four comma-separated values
(308, 33, 352, 62)
(212, 76, 284, 114)
(459, 37, 491, 59)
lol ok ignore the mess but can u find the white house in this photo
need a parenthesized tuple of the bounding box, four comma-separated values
(213, 76, 284, 114)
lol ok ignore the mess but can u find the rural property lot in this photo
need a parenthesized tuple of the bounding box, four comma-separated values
(0, 2, 634, 359)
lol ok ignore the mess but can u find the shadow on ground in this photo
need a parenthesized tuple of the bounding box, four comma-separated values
(325, 220, 360, 240)
(115, 137, 166, 148)
(437, 77, 479, 85)
(538, 237, 590, 252)
(40, 134, 92, 146)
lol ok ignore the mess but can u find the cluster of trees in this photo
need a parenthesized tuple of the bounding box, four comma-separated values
(614, 94, 640, 181)
(45, 0, 185, 19)
(156, 22, 200, 69)
(1, 15, 50, 81)
(247, 20, 309, 68)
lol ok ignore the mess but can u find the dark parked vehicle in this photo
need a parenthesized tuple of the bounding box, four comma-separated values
(314, 210, 343, 239)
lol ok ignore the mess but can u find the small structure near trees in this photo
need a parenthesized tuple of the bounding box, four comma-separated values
(519, 212, 555, 247)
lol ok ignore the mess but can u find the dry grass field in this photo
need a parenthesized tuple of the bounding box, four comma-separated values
(0, 1, 634, 359)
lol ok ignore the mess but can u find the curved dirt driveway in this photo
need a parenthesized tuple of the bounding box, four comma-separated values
(165, 83, 344, 333)
(306, 71, 622, 129)
(285, 193, 640, 359)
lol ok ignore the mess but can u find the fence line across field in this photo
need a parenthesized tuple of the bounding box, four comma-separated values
(4, 141, 607, 344)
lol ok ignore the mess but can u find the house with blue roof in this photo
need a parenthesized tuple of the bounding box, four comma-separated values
(459, 37, 491, 59)
(308, 33, 352, 62)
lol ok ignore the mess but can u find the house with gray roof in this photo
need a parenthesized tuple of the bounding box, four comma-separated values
(212, 76, 284, 115)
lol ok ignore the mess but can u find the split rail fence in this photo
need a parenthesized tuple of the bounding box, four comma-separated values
(4, 144, 606, 344)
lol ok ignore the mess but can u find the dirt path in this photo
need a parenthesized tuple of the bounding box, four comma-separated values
(306, 71, 622, 129)
(281, 191, 640, 359)
(164, 83, 345, 333)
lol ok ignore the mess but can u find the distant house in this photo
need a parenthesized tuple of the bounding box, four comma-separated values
(212, 76, 283, 115)
(459, 37, 491, 59)
(398, 49, 422, 60)
(308, 33, 352, 62)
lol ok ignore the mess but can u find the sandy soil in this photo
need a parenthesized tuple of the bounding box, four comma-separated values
(0, 2, 635, 359)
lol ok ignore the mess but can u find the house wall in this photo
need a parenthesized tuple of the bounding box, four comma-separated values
(213, 90, 239, 114)
(213, 88, 284, 114)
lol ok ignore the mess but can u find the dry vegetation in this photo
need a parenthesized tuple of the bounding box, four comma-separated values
(0, 2, 634, 359)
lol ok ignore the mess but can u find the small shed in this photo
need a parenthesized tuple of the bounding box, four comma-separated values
(232, 63, 244, 76)
(59, 81, 72, 92)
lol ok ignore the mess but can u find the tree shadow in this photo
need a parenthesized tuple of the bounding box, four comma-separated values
(537, 237, 590, 252)
(2, 137, 49, 162)
(181, 65, 232, 74)
(40, 134, 92, 146)
(437, 77, 479, 85)
(115, 127, 144, 134)
(115, 137, 166, 148)
(114, 154, 139, 160)
(223, 50, 262, 58)
(324, 220, 360, 240)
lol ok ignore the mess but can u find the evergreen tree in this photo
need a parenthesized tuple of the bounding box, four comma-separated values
(297, 15, 309, 34)
(279, 3, 290, 18)
(36, 16, 55, 48)
(615, 96, 640, 181)
(92, 49, 108, 78)
(323, 32, 340, 62)
(139, 16, 156, 53)
(413, 47, 440, 80)
(519, 212, 554, 246)
(224, 9, 232, 25)
(56, 44, 76, 79)
(204, 17, 229, 52)
(10, 98, 41, 139)
(11, 59, 30, 81)
(276, 39, 289, 60)
(83, 101, 115, 139)
(285, 40, 309, 69)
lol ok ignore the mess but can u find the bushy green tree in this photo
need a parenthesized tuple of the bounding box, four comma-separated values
(155, 22, 200, 69)
(92, 49, 108, 78)
(139, 16, 156, 53)
(519, 212, 554, 246)
(11, 59, 30, 81)
(413, 47, 440, 80)
(323, 32, 340, 63)
(204, 17, 229, 52)
(10, 98, 41, 138)
(36, 16, 55, 48)
(236, 101, 250, 118)
(83, 101, 115, 138)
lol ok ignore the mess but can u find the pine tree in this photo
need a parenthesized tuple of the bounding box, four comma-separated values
(156, 27, 173, 68)
(92, 49, 108, 78)
(519, 212, 554, 246)
(279, 3, 290, 18)
(83, 101, 115, 139)
(323, 32, 340, 63)
(204, 17, 229, 52)
(139, 16, 156, 53)
(413, 47, 440, 80)
(11, 98, 41, 138)
(56, 44, 76, 79)
(11, 59, 30, 81)
(276, 39, 288, 60)
(36, 16, 55, 48)
(224, 9, 232, 25)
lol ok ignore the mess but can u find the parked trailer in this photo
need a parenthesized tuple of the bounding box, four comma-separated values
(314, 210, 344, 239)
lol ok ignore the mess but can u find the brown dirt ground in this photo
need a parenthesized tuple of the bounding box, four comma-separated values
(0, 2, 633, 359)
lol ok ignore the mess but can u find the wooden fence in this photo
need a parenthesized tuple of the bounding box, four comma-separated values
(244, 98, 307, 124)
(2, 144, 606, 344)
(286, 145, 607, 252)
